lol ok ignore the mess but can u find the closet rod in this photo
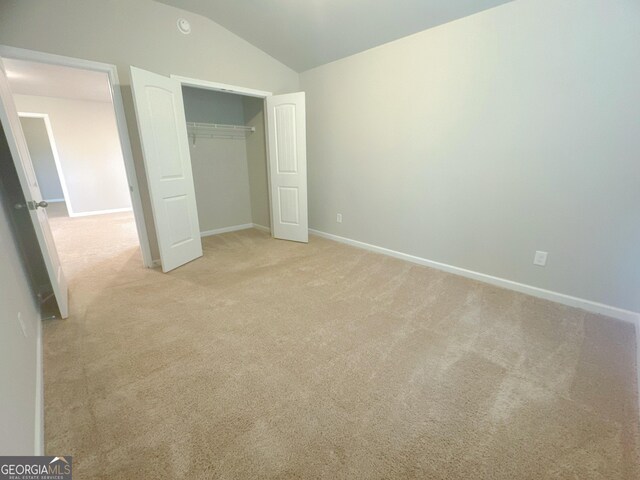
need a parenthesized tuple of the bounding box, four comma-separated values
(186, 122, 256, 145)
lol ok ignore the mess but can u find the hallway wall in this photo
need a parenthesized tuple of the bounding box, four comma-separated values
(15, 94, 132, 216)
(19, 117, 64, 202)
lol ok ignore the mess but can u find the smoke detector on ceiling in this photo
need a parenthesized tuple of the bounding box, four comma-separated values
(177, 18, 191, 35)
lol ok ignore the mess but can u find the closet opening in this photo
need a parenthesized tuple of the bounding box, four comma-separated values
(179, 84, 271, 238)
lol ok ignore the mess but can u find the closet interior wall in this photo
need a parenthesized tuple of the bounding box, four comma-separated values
(181, 87, 270, 235)
(243, 96, 270, 231)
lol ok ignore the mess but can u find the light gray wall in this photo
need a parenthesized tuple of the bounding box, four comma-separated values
(0, 0, 299, 93)
(182, 87, 252, 232)
(182, 87, 245, 125)
(243, 97, 270, 229)
(0, 0, 299, 260)
(0, 194, 41, 455)
(300, 0, 640, 313)
(189, 138, 252, 232)
(15, 95, 132, 215)
(19, 117, 64, 201)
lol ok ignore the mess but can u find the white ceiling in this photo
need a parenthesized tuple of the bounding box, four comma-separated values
(3, 58, 112, 102)
(156, 0, 515, 72)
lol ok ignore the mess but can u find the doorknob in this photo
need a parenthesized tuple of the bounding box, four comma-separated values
(25, 200, 49, 210)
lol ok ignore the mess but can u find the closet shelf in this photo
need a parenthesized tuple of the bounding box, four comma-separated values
(186, 122, 255, 142)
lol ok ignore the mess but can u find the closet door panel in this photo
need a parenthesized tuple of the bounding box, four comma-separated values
(130, 66, 202, 272)
(267, 92, 308, 243)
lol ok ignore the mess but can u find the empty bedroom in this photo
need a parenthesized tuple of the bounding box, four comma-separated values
(0, 0, 638, 479)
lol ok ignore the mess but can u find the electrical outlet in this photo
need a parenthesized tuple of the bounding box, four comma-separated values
(17, 312, 28, 337)
(533, 251, 548, 267)
(336, 213, 342, 223)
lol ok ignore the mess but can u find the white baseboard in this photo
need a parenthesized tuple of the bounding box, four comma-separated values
(200, 223, 271, 237)
(252, 223, 271, 233)
(200, 224, 254, 237)
(34, 317, 44, 455)
(44, 198, 65, 203)
(69, 207, 133, 218)
(151, 259, 161, 268)
(309, 229, 640, 325)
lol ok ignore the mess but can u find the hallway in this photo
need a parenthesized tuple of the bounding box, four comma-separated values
(47, 202, 140, 281)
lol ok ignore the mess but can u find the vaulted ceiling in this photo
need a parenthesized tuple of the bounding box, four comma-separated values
(155, 0, 515, 72)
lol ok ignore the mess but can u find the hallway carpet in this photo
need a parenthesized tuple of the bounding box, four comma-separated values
(45, 213, 639, 479)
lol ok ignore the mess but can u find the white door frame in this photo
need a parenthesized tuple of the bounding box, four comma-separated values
(17, 112, 72, 207)
(0, 45, 153, 267)
(170, 75, 272, 99)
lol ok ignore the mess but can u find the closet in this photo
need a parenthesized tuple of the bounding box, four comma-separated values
(129, 66, 307, 272)
(181, 86, 270, 236)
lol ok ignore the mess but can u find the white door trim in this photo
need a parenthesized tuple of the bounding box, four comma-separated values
(170, 75, 272, 98)
(17, 112, 74, 213)
(0, 45, 153, 267)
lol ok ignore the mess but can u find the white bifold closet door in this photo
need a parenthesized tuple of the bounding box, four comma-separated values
(266, 92, 308, 243)
(130, 66, 202, 272)
(0, 57, 69, 318)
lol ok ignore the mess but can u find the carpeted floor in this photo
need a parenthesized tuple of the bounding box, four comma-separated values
(44, 209, 639, 479)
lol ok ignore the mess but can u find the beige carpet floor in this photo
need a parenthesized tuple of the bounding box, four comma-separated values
(44, 209, 639, 479)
